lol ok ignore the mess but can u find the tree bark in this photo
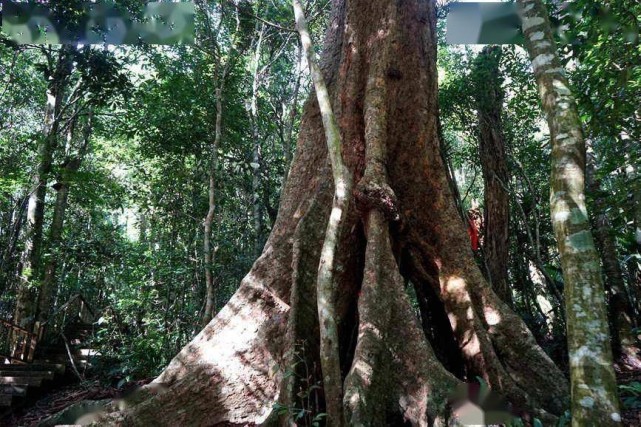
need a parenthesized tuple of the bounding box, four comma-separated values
(626, 140, 641, 321)
(631, 143, 641, 252)
(281, 44, 302, 188)
(517, 0, 621, 424)
(474, 46, 512, 306)
(102, 1, 569, 425)
(200, 0, 249, 326)
(36, 112, 93, 322)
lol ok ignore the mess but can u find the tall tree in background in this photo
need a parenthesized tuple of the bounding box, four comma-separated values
(473, 46, 512, 306)
(560, 0, 641, 337)
(36, 112, 93, 321)
(587, 153, 640, 368)
(518, 0, 621, 424)
(201, 47, 228, 327)
(106, 1, 569, 424)
(12, 44, 128, 325)
(198, 0, 248, 325)
(14, 46, 73, 328)
(248, 23, 266, 256)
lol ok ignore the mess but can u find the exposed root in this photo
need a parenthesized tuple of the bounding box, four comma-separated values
(343, 210, 395, 424)
(474, 280, 570, 414)
(279, 182, 331, 415)
(407, 225, 569, 416)
(396, 128, 570, 417)
(402, 250, 466, 378)
(437, 263, 533, 413)
(344, 210, 461, 426)
(389, 273, 461, 426)
(98, 249, 293, 426)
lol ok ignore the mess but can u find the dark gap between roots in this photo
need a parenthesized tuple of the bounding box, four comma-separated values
(338, 222, 366, 380)
(399, 248, 466, 379)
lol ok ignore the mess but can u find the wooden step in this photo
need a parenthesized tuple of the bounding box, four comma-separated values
(0, 384, 27, 396)
(1, 362, 65, 374)
(0, 376, 44, 386)
(0, 369, 54, 380)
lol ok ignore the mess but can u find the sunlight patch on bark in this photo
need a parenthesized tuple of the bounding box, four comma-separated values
(522, 16, 544, 32)
(553, 79, 572, 95)
(483, 307, 501, 326)
(529, 31, 544, 41)
(531, 53, 554, 71)
(443, 276, 467, 296)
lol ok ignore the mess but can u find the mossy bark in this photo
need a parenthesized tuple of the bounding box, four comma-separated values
(517, 0, 621, 424)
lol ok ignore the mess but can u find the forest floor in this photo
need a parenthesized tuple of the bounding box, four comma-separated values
(2, 372, 640, 426)
(2, 378, 151, 427)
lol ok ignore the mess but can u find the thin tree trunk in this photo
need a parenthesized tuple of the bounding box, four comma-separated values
(474, 46, 512, 306)
(202, 76, 226, 326)
(632, 153, 641, 252)
(293, 1, 351, 424)
(37, 112, 93, 322)
(626, 141, 641, 320)
(511, 156, 566, 314)
(518, 0, 621, 424)
(0, 194, 28, 293)
(587, 154, 640, 368)
(198, 0, 233, 327)
(249, 24, 266, 257)
(512, 185, 565, 314)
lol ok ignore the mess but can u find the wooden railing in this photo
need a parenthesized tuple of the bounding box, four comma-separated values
(0, 294, 95, 365)
(0, 319, 43, 364)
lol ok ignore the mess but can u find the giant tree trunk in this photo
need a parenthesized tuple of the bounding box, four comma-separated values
(517, 0, 621, 424)
(105, 1, 568, 425)
(474, 46, 512, 306)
